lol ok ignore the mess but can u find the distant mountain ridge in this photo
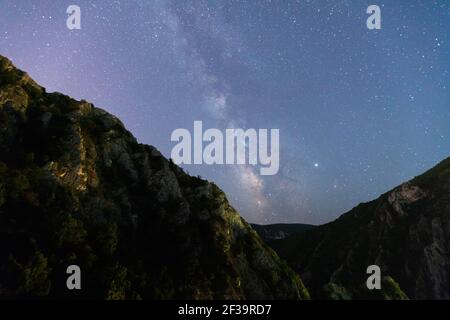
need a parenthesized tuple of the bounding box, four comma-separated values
(0, 55, 309, 299)
(251, 223, 316, 242)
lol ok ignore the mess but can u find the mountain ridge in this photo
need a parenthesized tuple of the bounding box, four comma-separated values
(268, 157, 450, 299)
(251, 223, 316, 242)
(0, 55, 309, 299)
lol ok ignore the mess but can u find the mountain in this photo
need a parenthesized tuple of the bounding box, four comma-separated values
(251, 223, 316, 242)
(270, 157, 450, 300)
(0, 55, 309, 299)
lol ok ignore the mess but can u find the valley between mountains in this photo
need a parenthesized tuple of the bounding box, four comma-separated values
(1, 55, 448, 300)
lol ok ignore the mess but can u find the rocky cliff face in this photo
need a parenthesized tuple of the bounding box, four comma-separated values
(0, 55, 309, 299)
(272, 157, 450, 299)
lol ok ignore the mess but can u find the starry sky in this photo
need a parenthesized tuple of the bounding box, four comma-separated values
(0, 1, 448, 225)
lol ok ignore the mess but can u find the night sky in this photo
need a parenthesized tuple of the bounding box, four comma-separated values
(0, 1, 448, 224)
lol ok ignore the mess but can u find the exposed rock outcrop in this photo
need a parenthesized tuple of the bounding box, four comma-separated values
(270, 157, 450, 299)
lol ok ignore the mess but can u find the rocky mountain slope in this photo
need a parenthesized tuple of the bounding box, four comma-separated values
(0, 55, 309, 299)
(271, 157, 450, 299)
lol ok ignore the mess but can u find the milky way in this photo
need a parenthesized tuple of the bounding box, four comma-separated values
(0, 1, 448, 224)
